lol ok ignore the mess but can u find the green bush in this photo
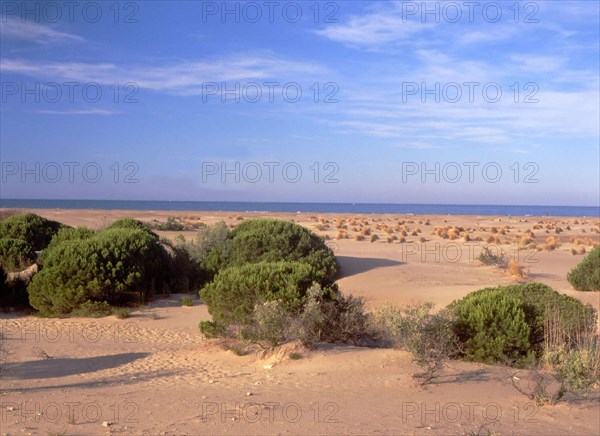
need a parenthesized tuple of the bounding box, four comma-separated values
(180, 296, 194, 306)
(450, 283, 596, 366)
(0, 213, 64, 251)
(28, 227, 169, 316)
(0, 238, 35, 272)
(225, 219, 338, 283)
(199, 320, 225, 338)
(453, 292, 534, 366)
(106, 218, 157, 236)
(200, 261, 327, 328)
(567, 246, 600, 291)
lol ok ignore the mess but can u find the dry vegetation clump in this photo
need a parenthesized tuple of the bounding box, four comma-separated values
(472, 234, 483, 241)
(370, 234, 379, 243)
(398, 237, 406, 243)
(336, 230, 348, 240)
(519, 236, 536, 249)
(545, 236, 560, 251)
(354, 234, 365, 241)
(507, 259, 528, 280)
(419, 236, 427, 243)
(315, 223, 329, 231)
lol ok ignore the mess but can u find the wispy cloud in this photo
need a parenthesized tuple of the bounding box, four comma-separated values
(0, 53, 330, 95)
(0, 18, 85, 44)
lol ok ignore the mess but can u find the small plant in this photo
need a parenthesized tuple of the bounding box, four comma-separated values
(477, 247, 506, 267)
(370, 234, 379, 243)
(180, 296, 194, 306)
(507, 259, 526, 279)
(289, 352, 303, 360)
(567, 246, 600, 291)
(372, 302, 458, 385)
(113, 308, 130, 319)
(199, 320, 225, 338)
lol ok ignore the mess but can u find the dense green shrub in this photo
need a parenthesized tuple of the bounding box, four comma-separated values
(453, 292, 534, 366)
(106, 218, 157, 236)
(0, 213, 64, 251)
(28, 227, 169, 316)
(200, 261, 327, 328)
(567, 246, 600, 291)
(0, 238, 35, 272)
(224, 219, 338, 283)
(450, 283, 596, 366)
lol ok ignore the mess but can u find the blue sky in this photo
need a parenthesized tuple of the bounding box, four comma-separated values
(1, 0, 598, 205)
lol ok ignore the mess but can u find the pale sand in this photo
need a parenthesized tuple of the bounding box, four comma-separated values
(1, 209, 599, 435)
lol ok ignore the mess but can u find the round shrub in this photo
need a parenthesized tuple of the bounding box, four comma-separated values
(451, 283, 597, 366)
(107, 218, 156, 235)
(567, 246, 600, 291)
(225, 219, 338, 283)
(28, 227, 168, 316)
(39, 227, 96, 265)
(200, 261, 330, 328)
(0, 213, 64, 251)
(0, 238, 35, 272)
(453, 292, 534, 366)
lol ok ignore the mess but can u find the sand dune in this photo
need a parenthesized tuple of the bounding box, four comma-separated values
(1, 209, 599, 434)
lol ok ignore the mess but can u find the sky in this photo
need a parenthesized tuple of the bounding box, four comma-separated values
(0, 0, 599, 206)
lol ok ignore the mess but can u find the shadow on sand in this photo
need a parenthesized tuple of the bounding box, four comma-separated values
(337, 256, 403, 278)
(6, 352, 150, 380)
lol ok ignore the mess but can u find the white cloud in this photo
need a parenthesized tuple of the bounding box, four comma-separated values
(0, 18, 84, 44)
(0, 54, 329, 95)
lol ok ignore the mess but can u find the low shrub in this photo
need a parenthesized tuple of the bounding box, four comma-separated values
(453, 292, 534, 366)
(28, 227, 169, 316)
(477, 246, 506, 267)
(450, 283, 596, 366)
(567, 246, 600, 291)
(0, 238, 35, 272)
(180, 296, 194, 306)
(0, 213, 64, 251)
(371, 302, 458, 383)
(113, 308, 131, 319)
(200, 261, 328, 328)
(224, 219, 338, 284)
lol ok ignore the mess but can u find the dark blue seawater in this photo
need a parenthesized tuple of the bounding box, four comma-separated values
(1, 199, 598, 217)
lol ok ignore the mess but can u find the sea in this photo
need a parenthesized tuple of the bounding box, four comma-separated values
(1, 199, 598, 217)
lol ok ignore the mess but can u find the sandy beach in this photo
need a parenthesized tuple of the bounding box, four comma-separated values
(1, 209, 599, 435)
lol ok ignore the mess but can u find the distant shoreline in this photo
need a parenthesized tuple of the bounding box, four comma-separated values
(1, 199, 599, 217)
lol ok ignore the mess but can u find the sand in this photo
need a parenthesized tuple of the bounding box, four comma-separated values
(1, 209, 599, 435)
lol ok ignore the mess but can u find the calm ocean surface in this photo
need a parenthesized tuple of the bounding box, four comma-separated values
(1, 199, 598, 217)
